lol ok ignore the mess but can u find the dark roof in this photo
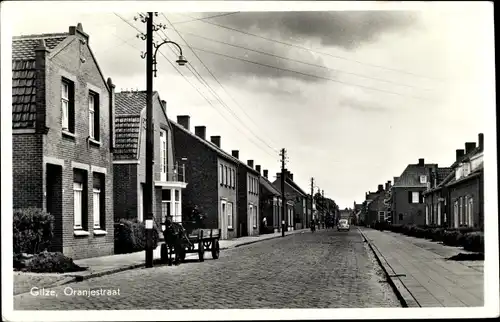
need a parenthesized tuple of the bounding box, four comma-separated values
(12, 34, 68, 129)
(392, 163, 437, 188)
(115, 91, 157, 115)
(12, 34, 68, 60)
(169, 120, 239, 164)
(445, 160, 483, 187)
(114, 115, 141, 160)
(272, 177, 307, 197)
(436, 167, 453, 182)
(260, 177, 281, 196)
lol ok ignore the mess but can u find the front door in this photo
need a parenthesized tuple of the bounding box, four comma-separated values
(220, 200, 227, 239)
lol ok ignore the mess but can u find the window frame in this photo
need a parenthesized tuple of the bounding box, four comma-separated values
(92, 187, 101, 229)
(412, 191, 420, 204)
(74, 182, 84, 230)
(253, 205, 258, 228)
(220, 164, 224, 185)
(420, 175, 427, 184)
(62, 81, 70, 131)
(89, 93, 95, 139)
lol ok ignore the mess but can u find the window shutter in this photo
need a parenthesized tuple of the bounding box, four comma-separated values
(419, 192, 423, 204)
(408, 191, 412, 203)
(94, 94, 100, 141)
(68, 82, 75, 132)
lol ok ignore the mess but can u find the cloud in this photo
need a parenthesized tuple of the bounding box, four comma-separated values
(205, 11, 421, 50)
(338, 96, 390, 113)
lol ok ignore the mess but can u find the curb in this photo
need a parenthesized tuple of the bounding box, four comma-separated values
(232, 229, 307, 248)
(357, 228, 420, 308)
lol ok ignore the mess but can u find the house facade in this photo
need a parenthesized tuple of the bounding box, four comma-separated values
(390, 159, 438, 225)
(259, 169, 283, 232)
(112, 91, 187, 229)
(272, 169, 307, 231)
(422, 134, 484, 228)
(170, 116, 239, 240)
(235, 157, 260, 237)
(12, 24, 115, 259)
(365, 184, 389, 226)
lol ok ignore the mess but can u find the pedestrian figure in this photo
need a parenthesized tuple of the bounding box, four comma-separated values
(163, 215, 184, 265)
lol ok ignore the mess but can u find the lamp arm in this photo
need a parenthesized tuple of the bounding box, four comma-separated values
(153, 40, 184, 60)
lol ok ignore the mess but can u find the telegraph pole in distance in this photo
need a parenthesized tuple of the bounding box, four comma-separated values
(280, 148, 287, 237)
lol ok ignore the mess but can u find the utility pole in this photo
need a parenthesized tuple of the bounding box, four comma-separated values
(280, 148, 287, 237)
(310, 177, 314, 228)
(145, 12, 154, 268)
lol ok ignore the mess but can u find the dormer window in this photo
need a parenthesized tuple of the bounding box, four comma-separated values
(463, 163, 471, 177)
(420, 175, 427, 184)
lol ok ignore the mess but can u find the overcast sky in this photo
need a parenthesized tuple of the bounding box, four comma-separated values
(6, 2, 494, 209)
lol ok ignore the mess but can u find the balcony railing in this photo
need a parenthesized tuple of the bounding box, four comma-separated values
(161, 163, 186, 183)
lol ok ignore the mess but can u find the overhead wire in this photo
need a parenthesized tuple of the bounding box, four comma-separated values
(160, 13, 280, 152)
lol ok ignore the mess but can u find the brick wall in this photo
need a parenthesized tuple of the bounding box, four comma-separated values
(12, 134, 44, 209)
(448, 175, 483, 229)
(42, 32, 114, 259)
(392, 187, 427, 225)
(217, 158, 238, 239)
(171, 125, 219, 232)
(113, 164, 138, 220)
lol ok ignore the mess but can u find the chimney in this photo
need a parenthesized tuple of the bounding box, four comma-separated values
(418, 158, 424, 166)
(69, 23, 89, 40)
(263, 169, 268, 179)
(289, 173, 294, 181)
(177, 115, 190, 130)
(231, 150, 239, 159)
(210, 136, 221, 148)
(478, 133, 484, 150)
(35, 39, 48, 134)
(256, 165, 261, 174)
(378, 184, 384, 192)
(465, 142, 476, 154)
(160, 100, 167, 115)
(194, 126, 206, 140)
(247, 160, 254, 168)
(107, 77, 116, 150)
(456, 149, 465, 161)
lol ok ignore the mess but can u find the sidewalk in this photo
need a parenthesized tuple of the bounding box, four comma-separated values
(14, 228, 308, 295)
(358, 227, 483, 308)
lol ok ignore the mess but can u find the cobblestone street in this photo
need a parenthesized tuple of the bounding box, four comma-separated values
(14, 229, 401, 310)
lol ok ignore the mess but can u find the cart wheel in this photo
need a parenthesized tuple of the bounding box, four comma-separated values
(211, 240, 220, 259)
(198, 242, 205, 262)
(160, 244, 168, 264)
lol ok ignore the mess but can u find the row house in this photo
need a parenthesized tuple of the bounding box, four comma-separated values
(389, 158, 438, 225)
(11, 24, 115, 259)
(364, 183, 391, 226)
(170, 116, 239, 240)
(234, 155, 260, 237)
(423, 134, 484, 228)
(259, 169, 283, 233)
(112, 91, 187, 229)
(272, 169, 308, 230)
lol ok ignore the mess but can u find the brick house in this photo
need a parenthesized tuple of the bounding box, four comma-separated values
(112, 91, 187, 230)
(259, 169, 283, 233)
(170, 116, 239, 240)
(422, 134, 484, 228)
(233, 156, 260, 237)
(12, 24, 115, 259)
(390, 159, 438, 225)
(365, 183, 391, 226)
(272, 169, 307, 230)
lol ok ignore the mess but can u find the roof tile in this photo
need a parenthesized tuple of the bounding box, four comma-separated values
(113, 115, 142, 160)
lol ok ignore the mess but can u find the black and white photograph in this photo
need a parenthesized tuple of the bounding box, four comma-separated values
(1, 1, 498, 321)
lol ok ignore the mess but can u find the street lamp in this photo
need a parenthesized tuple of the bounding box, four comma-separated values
(140, 12, 188, 268)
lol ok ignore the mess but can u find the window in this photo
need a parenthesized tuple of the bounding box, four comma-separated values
(420, 175, 427, 184)
(173, 190, 181, 223)
(93, 173, 104, 230)
(160, 130, 167, 181)
(138, 183, 144, 222)
(224, 166, 228, 186)
(468, 197, 474, 227)
(399, 213, 403, 221)
(161, 189, 172, 223)
(73, 169, 87, 230)
(220, 164, 224, 185)
(463, 163, 471, 177)
(61, 79, 75, 132)
(88, 92, 100, 140)
(425, 205, 429, 224)
(249, 204, 254, 228)
(454, 201, 459, 228)
(227, 201, 234, 229)
(232, 169, 235, 188)
(378, 211, 385, 222)
(411, 191, 420, 203)
(459, 197, 464, 226)
(253, 205, 258, 228)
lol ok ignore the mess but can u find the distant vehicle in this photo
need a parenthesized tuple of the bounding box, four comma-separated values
(337, 219, 350, 232)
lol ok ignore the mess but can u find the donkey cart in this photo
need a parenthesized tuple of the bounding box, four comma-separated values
(161, 227, 221, 265)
